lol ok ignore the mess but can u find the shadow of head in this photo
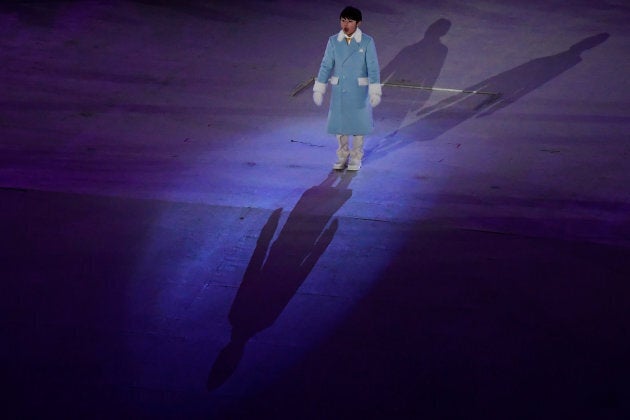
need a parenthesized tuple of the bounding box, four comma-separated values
(424, 18, 451, 39)
(569, 33, 610, 54)
(206, 329, 248, 391)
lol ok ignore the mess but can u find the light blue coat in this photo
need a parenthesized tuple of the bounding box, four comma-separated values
(316, 29, 380, 135)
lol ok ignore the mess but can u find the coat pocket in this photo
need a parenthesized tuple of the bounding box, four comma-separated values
(357, 77, 369, 86)
(330, 76, 339, 85)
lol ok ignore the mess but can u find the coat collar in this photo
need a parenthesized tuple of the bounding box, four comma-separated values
(337, 27, 363, 43)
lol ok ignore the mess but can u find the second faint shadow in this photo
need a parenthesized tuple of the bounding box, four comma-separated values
(379, 18, 452, 121)
(367, 32, 611, 162)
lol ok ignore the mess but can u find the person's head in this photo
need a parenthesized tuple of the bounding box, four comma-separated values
(340, 6, 362, 36)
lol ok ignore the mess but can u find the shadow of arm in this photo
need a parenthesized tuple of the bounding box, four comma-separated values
(299, 218, 339, 277)
(241, 208, 282, 282)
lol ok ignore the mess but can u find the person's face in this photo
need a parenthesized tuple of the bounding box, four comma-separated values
(340, 18, 360, 36)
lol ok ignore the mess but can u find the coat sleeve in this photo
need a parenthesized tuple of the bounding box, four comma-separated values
(366, 38, 381, 85)
(316, 38, 335, 84)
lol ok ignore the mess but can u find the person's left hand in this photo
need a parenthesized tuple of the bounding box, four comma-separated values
(369, 83, 382, 107)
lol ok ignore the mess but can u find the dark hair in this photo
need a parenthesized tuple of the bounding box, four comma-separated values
(340, 6, 362, 22)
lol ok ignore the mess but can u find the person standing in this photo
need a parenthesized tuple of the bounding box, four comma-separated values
(313, 6, 381, 171)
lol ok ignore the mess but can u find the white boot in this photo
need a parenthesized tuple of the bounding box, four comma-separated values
(333, 134, 350, 170)
(347, 135, 364, 171)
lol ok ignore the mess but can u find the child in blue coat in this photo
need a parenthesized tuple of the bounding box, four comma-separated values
(313, 6, 381, 171)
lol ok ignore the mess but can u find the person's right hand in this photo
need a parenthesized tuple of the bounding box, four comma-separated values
(313, 91, 323, 106)
(312, 80, 327, 107)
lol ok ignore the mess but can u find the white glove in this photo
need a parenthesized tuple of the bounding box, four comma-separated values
(313, 80, 327, 106)
(313, 91, 323, 106)
(369, 83, 382, 107)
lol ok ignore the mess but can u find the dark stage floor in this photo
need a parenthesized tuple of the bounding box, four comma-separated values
(2, 1, 629, 418)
